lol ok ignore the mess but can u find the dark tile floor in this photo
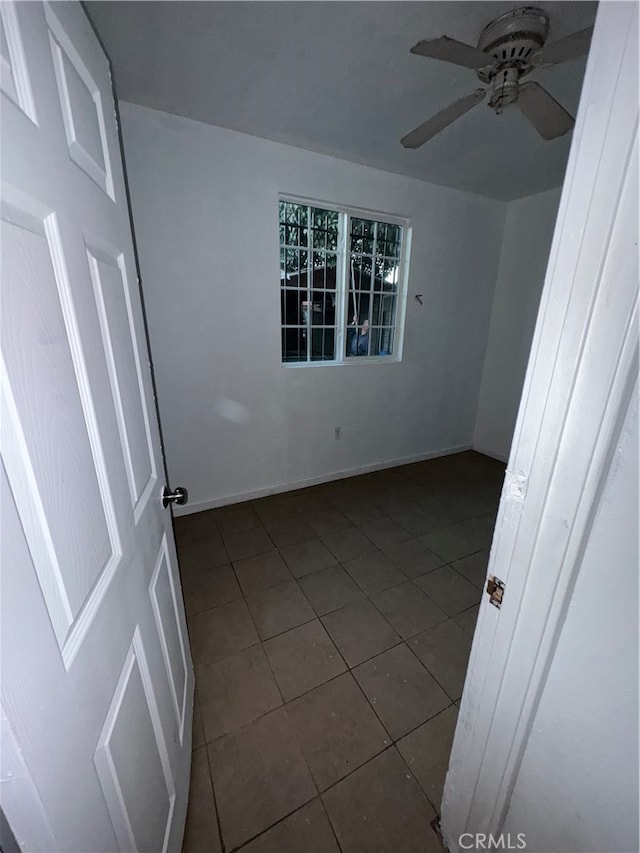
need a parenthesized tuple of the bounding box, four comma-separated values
(177, 451, 504, 853)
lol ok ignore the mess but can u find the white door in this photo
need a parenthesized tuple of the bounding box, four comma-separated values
(0, 2, 194, 850)
(442, 2, 638, 851)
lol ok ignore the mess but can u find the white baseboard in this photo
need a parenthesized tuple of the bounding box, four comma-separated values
(472, 443, 509, 464)
(172, 443, 473, 516)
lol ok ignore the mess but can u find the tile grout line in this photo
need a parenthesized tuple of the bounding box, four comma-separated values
(226, 791, 320, 853)
(191, 606, 472, 694)
(218, 534, 331, 843)
(178, 460, 502, 851)
(196, 629, 461, 750)
(191, 543, 474, 695)
(203, 738, 227, 853)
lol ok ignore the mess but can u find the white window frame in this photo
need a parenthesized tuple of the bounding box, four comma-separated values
(279, 194, 411, 367)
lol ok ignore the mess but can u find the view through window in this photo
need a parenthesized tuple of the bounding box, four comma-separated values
(279, 200, 406, 364)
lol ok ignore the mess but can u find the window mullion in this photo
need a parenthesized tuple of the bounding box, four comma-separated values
(336, 212, 349, 363)
(306, 205, 312, 363)
(369, 222, 377, 356)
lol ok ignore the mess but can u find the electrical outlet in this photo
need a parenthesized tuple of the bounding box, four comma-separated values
(334, 426, 342, 440)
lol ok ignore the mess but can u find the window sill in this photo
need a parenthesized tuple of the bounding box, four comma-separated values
(282, 356, 401, 368)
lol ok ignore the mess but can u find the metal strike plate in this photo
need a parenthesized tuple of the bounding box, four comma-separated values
(486, 575, 505, 608)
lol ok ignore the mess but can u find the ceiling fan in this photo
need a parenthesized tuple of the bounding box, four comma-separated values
(401, 6, 593, 148)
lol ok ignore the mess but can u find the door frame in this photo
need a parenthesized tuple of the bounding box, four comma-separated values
(0, 705, 58, 851)
(442, 2, 638, 848)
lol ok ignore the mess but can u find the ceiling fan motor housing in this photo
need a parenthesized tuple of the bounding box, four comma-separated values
(476, 6, 550, 83)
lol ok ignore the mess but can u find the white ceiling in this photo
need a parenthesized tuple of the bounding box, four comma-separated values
(87, 1, 597, 200)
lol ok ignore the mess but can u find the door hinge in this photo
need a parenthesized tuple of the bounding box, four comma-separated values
(486, 575, 505, 608)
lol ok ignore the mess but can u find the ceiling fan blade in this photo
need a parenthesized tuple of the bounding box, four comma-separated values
(518, 82, 574, 140)
(401, 89, 485, 149)
(410, 36, 492, 70)
(531, 26, 594, 66)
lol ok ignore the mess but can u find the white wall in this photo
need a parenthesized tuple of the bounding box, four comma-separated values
(473, 187, 561, 461)
(502, 384, 639, 852)
(119, 102, 506, 511)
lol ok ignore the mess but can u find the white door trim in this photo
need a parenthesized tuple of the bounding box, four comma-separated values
(0, 704, 58, 853)
(442, 2, 639, 847)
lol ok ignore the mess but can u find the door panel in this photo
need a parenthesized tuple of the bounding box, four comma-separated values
(0, 0, 37, 123)
(1, 196, 122, 657)
(1, 466, 121, 852)
(85, 240, 157, 517)
(94, 629, 176, 853)
(149, 536, 190, 745)
(0, 2, 193, 850)
(46, 2, 115, 198)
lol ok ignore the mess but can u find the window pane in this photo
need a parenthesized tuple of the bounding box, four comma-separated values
(380, 258, 399, 290)
(370, 327, 394, 356)
(372, 294, 397, 326)
(313, 228, 326, 250)
(349, 260, 371, 291)
(282, 288, 331, 327)
(284, 224, 297, 246)
(280, 201, 308, 228)
(294, 250, 309, 274)
(311, 328, 335, 361)
(308, 258, 337, 290)
(279, 202, 340, 363)
(282, 248, 295, 275)
(347, 292, 370, 327)
(281, 289, 310, 325)
(350, 218, 375, 256)
(310, 291, 337, 326)
(312, 252, 338, 283)
(282, 327, 308, 362)
(372, 259, 386, 292)
(346, 315, 370, 357)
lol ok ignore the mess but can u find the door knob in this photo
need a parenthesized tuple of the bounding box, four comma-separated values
(162, 486, 188, 509)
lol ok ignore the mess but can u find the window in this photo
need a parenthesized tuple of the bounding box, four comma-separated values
(279, 199, 407, 364)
